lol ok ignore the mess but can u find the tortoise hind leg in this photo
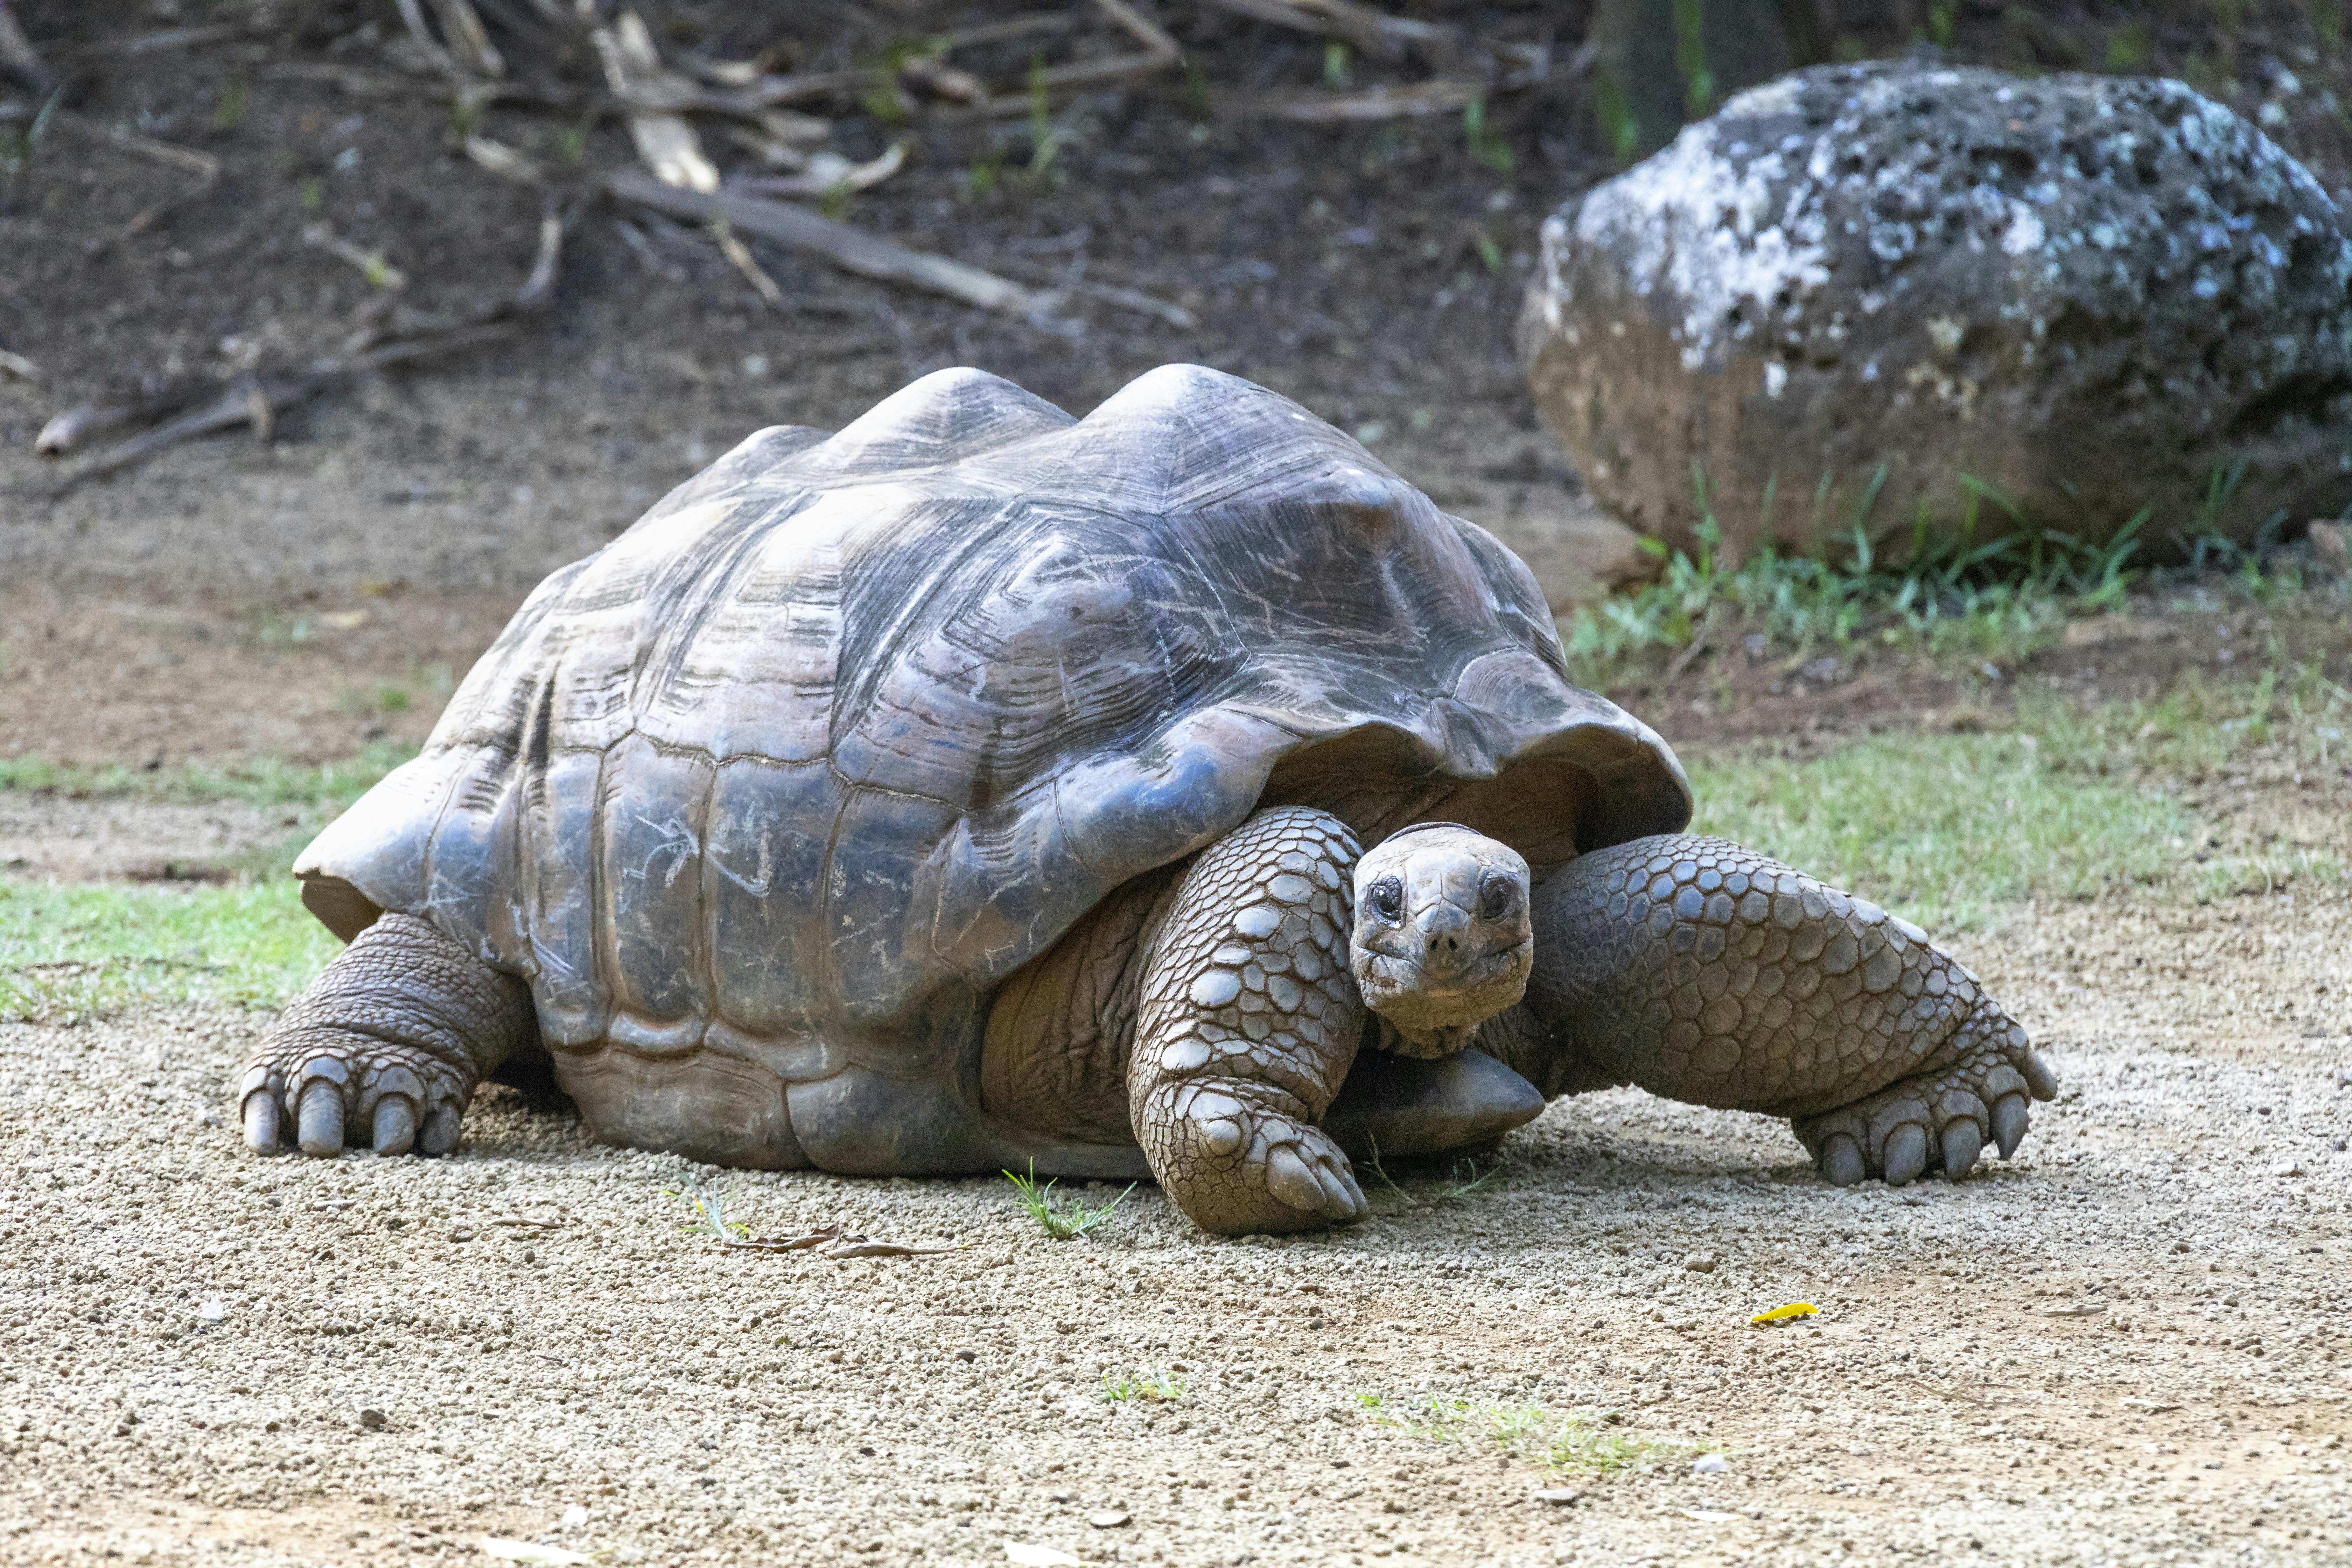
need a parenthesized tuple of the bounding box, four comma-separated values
(240, 913, 537, 1158)
(1128, 807, 1369, 1236)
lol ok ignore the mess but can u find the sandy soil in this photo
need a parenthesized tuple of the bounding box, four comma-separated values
(1, 889, 2346, 1568)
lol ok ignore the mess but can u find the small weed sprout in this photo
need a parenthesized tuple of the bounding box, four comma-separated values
(1362, 1395, 1699, 1478)
(1101, 1367, 1186, 1404)
(1360, 1137, 1501, 1208)
(1002, 1161, 1133, 1240)
(662, 1181, 750, 1243)
(1438, 1157, 1499, 1201)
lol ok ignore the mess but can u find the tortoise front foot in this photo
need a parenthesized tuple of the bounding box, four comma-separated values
(241, 1033, 473, 1157)
(1792, 1006, 2061, 1187)
(1141, 1082, 1366, 1235)
(238, 912, 534, 1159)
(1127, 806, 1371, 1237)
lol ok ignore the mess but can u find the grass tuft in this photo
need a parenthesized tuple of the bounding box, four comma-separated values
(1354, 1393, 1697, 1477)
(1002, 1161, 1133, 1240)
(661, 1181, 752, 1243)
(1100, 1367, 1185, 1404)
(1553, 462, 2347, 689)
(1361, 1138, 1502, 1208)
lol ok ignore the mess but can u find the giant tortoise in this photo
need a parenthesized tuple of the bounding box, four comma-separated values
(240, 365, 2059, 1235)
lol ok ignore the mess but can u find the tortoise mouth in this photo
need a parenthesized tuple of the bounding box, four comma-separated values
(1352, 939, 1533, 1052)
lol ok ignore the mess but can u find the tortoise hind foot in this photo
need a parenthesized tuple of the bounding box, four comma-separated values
(240, 913, 534, 1159)
(1791, 998, 2060, 1187)
(1128, 806, 1370, 1236)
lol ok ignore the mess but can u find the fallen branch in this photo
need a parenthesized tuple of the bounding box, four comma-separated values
(1056, 276, 1196, 329)
(49, 112, 221, 237)
(606, 167, 1059, 320)
(1218, 78, 1489, 121)
(1013, 0, 1181, 97)
(36, 374, 217, 455)
(41, 203, 573, 497)
(0, 0, 52, 94)
(594, 12, 790, 307)
(724, 139, 908, 199)
(1203, 0, 1451, 63)
(395, 0, 505, 80)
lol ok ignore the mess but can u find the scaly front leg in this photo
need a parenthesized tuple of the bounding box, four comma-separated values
(1529, 835, 2059, 1186)
(240, 913, 538, 1157)
(1128, 807, 1369, 1236)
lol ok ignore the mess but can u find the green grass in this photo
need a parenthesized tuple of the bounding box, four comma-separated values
(0, 743, 412, 812)
(1690, 734, 2186, 930)
(1556, 461, 2347, 690)
(0, 879, 339, 1022)
(1002, 1161, 1134, 1240)
(0, 744, 413, 887)
(1354, 1393, 1699, 1477)
(1100, 1367, 1185, 1404)
(662, 1180, 753, 1243)
(1360, 1139, 1502, 1209)
(1690, 665, 2352, 929)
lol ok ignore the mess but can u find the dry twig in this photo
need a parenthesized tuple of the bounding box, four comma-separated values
(48, 112, 221, 237)
(395, 0, 505, 80)
(0, 0, 52, 94)
(606, 168, 1057, 320)
(1203, 0, 1450, 63)
(593, 11, 785, 305)
(725, 140, 908, 199)
(1222, 78, 1486, 121)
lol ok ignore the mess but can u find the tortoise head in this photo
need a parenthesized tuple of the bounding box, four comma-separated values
(1348, 823, 1533, 1058)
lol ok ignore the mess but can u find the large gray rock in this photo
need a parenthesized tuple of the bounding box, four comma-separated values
(1522, 62, 2352, 560)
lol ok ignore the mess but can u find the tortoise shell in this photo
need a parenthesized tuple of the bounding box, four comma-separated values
(295, 365, 1690, 1167)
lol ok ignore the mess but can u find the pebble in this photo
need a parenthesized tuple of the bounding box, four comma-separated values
(1682, 1252, 1717, 1273)
(1087, 1511, 1130, 1529)
(1532, 1488, 1581, 1506)
(1692, 1454, 1730, 1474)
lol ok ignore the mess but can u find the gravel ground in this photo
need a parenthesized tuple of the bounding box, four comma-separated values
(1, 892, 2346, 1568)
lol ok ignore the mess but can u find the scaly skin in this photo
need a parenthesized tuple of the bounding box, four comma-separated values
(1525, 835, 2058, 1185)
(1127, 807, 1370, 1235)
(240, 913, 536, 1158)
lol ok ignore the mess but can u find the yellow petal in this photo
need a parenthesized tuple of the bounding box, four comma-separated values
(1748, 1301, 1819, 1324)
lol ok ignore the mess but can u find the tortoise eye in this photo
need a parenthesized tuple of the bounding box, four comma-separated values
(1479, 876, 1517, 921)
(1366, 877, 1404, 922)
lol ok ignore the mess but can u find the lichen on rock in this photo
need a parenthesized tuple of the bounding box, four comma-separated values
(1521, 61, 2352, 560)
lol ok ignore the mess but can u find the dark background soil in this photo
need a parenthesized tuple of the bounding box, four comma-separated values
(2, 0, 2350, 766)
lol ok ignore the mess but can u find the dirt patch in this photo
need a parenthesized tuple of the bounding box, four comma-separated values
(0, 789, 290, 882)
(0, 583, 505, 768)
(2, 888, 2346, 1568)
